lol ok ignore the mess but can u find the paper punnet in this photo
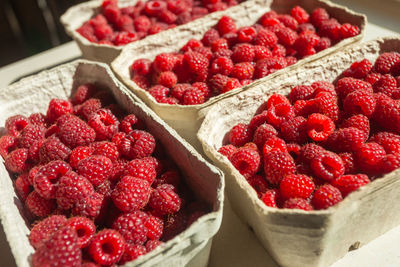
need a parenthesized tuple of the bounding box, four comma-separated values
(197, 37, 400, 267)
(111, 0, 366, 151)
(0, 60, 224, 267)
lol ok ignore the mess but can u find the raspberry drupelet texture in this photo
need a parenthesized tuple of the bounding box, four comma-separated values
(149, 184, 182, 216)
(29, 215, 67, 249)
(88, 229, 125, 265)
(112, 175, 151, 212)
(312, 184, 343, 210)
(112, 211, 149, 245)
(280, 174, 315, 200)
(264, 151, 296, 185)
(230, 147, 261, 178)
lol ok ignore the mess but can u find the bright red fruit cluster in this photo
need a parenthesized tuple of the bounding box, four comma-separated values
(77, 0, 240, 46)
(129, 6, 360, 105)
(219, 52, 400, 211)
(0, 84, 209, 266)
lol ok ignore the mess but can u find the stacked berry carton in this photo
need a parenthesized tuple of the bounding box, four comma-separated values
(198, 37, 400, 267)
(0, 60, 224, 267)
(111, 0, 365, 151)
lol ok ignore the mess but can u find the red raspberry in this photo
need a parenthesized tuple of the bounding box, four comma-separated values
(283, 198, 313, 210)
(119, 243, 146, 264)
(201, 29, 220, 46)
(77, 155, 112, 186)
(162, 210, 187, 241)
(145, 215, 164, 240)
(33, 160, 71, 199)
(152, 53, 176, 73)
(194, 46, 213, 60)
(373, 94, 400, 133)
(93, 23, 113, 41)
(170, 83, 191, 102)
(183, 51, 209, 82)
(46, 99, 73, 123)
(266, 102, 295, 128)
(211, 38, 229, 52)
(254, 57, 287, 78)
(253, 29, 278, 48)
(343, 59, 372, 79)
(88, 109, 119, 141)
(39, 136, 71, 163)
(29, 215, 67, 249)
(91, 141, 119, 162)
(262, 137, 287, 155)
(332, 174, 369, 197)
(312, 184, 342, 210)
(275, 27, 298, 47)
(253, 123, 278, 149)
(5, 115, 29, 136)
(231, 43, 255, 63)
(313, 92, 340, 122)
(340, 114, 370, 137)
(340, 23, 360, 38)
(291, 6, 309, 24)
(118, 130, 156, 160)
(373, 74, 397, 97)
(64, 216, 96, 248)
(127, 158, 157, 184)
(236, 26, 257, 43)
(158, 10, 177, 24)
(355, 142, 386, 174)
(18, 124, 45, 148)
(216, 16, 236, 35)
(77, 98, 102, 120)
(343, 89, 376, 117)
(230, 148, 260, 178)
(115, 14, 134, 32)
(326, 127, 367, 152)
(311, 151, 345, 181)
(149, 184, 181, 215)
(364, 72, 382, 85)
(381, 153, 400, 173)
(113, 211, 149, 245)
(57, 115, 96, 148)
(77, 22, 97, 43)
(182, 88, 206, 105)
(280, 116, 309, 144)
(192, 82, 212, 98)
(26, 191, 56, 218)
(287, 143, 301, 160)
(247, 174, 269, 197)
(4, 148, 30, 173)
(339, 152, 357, 174)
(319, 19, 341, 40)
(146, 240, 163, 252)
(243, 142, 258, 151)
(210, 57, 234, 75)
(294, 31, 320, 51)
(0, 135, 17, 158)
(374, 52, 400, 74)
(109, 159, 129, 182)
(370, 132, 400, 154)
(230, 62, 254, 80)
(15, 172, 32, 201)
(69, 146, 94, 169)
(254, 45, 272, 61)
(155, 170, 181, 188)
(148, 85, 170, 102)
(88, 229, 125, 265)
(229, 123, 252, 147)
(56, 171, 94, 210)
(28, 113, 46, 126)
(306, 113, 335, 141)
(264, 151, 296, 185)
(157, 71, 178, 88)
(311, 80, 336, 97)
(112, 176, 151, 212)
(73, 192, 105, 219)
(277, 15, 298, 30)
(288, 85, 315, 103)
(218, 144, 237, 158)
(280, 174, 314, 200)
(131, 59, 152, 76)
(212, 48, 233, 59)
(32, 226, 81, 267)
(133, 16, 151, 33)
(144, 0, 167, 16)
(261, 189, 279, 208)
(248, 111, 269, 131)
(315, 37, 331, 51)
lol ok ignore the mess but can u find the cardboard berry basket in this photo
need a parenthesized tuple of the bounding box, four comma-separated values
(0, 60, 224, 267)
(197, 36, 400, 267)
(111, 0, 366, 151)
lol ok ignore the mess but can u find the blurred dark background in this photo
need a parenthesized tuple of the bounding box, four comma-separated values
(0, 0, 86, 67)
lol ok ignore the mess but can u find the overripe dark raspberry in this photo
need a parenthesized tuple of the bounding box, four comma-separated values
(339, 152, 357, 174)
(326, 127, 367, 153)
(311, 151, 345, 181)
(230, 147, 261, 178)
(155, 169, 181, 188)
(118, 130, 156, 160)
(312, 184, 342, 210)
(283, 198, 313, 211)
(32, 226, 81, 267)
(64, 216, 96, 248)
(340, 114, 370, 137)
(5, 115, 29, 136)
(112, 175, 151, 212)
(113, 211, 149, 245)
(77, 155, 112, 186)
(280, 116, 308, 144)
(88, 229, 125, 265)
(332, 174, 370, 197)
(280, 174, 315, 200)
(29, 215, 67, 249)
(73, 192, 105, 220)
(39, 136, 71, 163)
(127, 158, 157, 184)
(46, 99, 73, 123)
(119, 243, 146, 264)
(355, 142, 386, 174)
(374, 52, 400, 74)
(306, 113, 335, 141)
(4, 148, 30, 173)
(57, 114, 96, 148)
(162, 211, 187, 241)
(264, 151, 296, 185)
(26, 191, 56, 218)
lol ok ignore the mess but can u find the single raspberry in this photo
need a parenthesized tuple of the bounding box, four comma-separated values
(287, 143, 301, 160)
(64, 216, 96, 248)
(18, 124, 45, 148)
(288, 85, 315, 103)
(254, 57, 287, 78)
(4, 148, 30, 173)
(253, 123, 278, 149)
(15, 172, 32, 201)
(26, 191, 56, 218)
(293, 99, 316, 117)
(210, 57, 234, 75)
(299, 143, 326, 164)
(46, 99, 73, 123)
(112, 176, 151, 212)
(88, 229, 125, 265)
(340, 23, 360, 38)
(311, 151, 345, 181)
(230, 62, 254, 80)
(374, 52, 400, 74)
(275, 27, 298, 47)
(156, 71, 178, 88)
(88, 109, 119, 141)
(312, 184, 342, 210)
(145, 215, 164, 240)
(69, 146, 94, 169)
(182, 88, 206, 105)
(33, 160, 71, 199)
(291, 6, 309, 24)
(306, 113, 335, 141)
(319, 19, 341, 40)
(339, 152, 357, 174)
(90, 141, 119, 162)
(29, 215, 67, 249)
(115, 14, 134, 32)
(148, 85, 170, 103)
(127, 158, 157, 184)
(364, 72, 382, 85)
(73, 192, 105, 219)
(266, 102, 295, 128)
(194, 46, 213, 61)
(331, 174, 369, 197)
(373, 74, 397, 97)
(56, 171, 94, 210)
(32, 226, 81, 267)
(113, 211, 149, 245)
(313, 92, 340, 122)
(311, 80, 336, 97)
(152, 53, 176, 73)
(280, 116, 308, 144)
(343, 89, 376, 117)
(229, 123, 253, 147)
(283, 198, 313, 211)
(230, 44, 254, 63)
(192, 82, 212, 98)
(315, 37, 331, 51)
(373, 94, 400, 133)
(26, 113, 46, 126)
(132, 75, 150, 89)
(133, 15, 151, 32)
(326, 127, 367, 152)
(57, 115, 96, 148)
(253, 29, 278, 48)
(0, 135, 17, 158)
(119, 243, 146, 264)
(38, 136, 71, 163)
(131, 59, 152, 76)
(261, 189, 279, 208)
(370, 132, 400, 154)
(216, 16, 236, 35)
(77, 155, 112, 186)
(170, 83, 191, 102)
(5, 115, 29, 136)
(218, 144, 237, 158)
(262, 137, 287, 155)
(146, 240, 163, 252)
(355, 142, 386, 174)
(277, 14, 298, 30)
(230, 148, 261, 178)
(235, 26, 256, 43)
(247, 174, 269, 197)
(118, 130, 156, 160)
(183, 51, 209, 82)
(264, 151, 296, 185)
(340, 114, 370, 137)
(343, 59, 372, 79)
(254, 45, 272, 61)
(76, 22, 97, 43)
(102, 1, 121, 23)
(202, 28, 220, 46)
(77, 98, 102, 120)
(381, 153, 400, 173)
(280, 174, 315, 200)
(210, 38, 229, 52)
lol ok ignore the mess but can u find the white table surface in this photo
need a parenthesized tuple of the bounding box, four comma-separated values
(0, 1, 399, 266)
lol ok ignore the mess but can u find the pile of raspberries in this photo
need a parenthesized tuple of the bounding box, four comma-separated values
(219, 52, 400, 211)
(0, 84, 209, 266)
(129, 6, 360, 105)
(77, 0, 241, 46)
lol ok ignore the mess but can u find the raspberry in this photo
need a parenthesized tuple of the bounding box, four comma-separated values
(112, 176, 151, 212)
(230, 62, 254, 80)
(148, 85, 170, 102)
(381, 153, 400, 173)
(211, 38, 229, 52)
(182, 88, 206, 105)
(287, 143, 301, 160)
(315, 37, 331, 51)
(370, 132, 400, 154)
(355, 142, 386, 174)
(77, 22, 97, 43)
(69, 146, 94, 169)
(340, 114, 370, 137)
(18, 124, 45, 148)
(127, 158, 157, 184)
(230, 148, 261, 178)
(201, 28, 220, 46)
(294, 31, 320, 52)
(343, 59, 372, 79)
(373, 74, 397, 97)
(266, 102, 295, 128)
(264, 151, 296, 184)
(343, 89, 376, 117)
(218, 144, 237, 158)
(253, 29, 278, 48)
(374, 52, 400, 74)
(5, 115, 29, 136)
(115, 14, 134, 32)
(339, 152, 357, 174)
(46, 99, 73, 123)
(145, 215, 164, 240)
(155, 170, 181, 188)
(88, 109, 119, 141)
(210, 56, 234, 75)
(15, 172, 32, 201)
(77, 155, 112, 186)
(162, 210, 188, 241)
(373, 94, 400, 133)
(319, 19, 341, 40)
(261, 189, 279, 208)
(299, 143, 326, 164)
(254, 45, 272, 61)
(216, 16, 236, 35)
(144, 0, 167, 16)
(283, 198, 313, 211)
(253, 123, 278, 149)
(194, 46, 213, 60)
(132, 75, 150, 90)
(29, 215, 67, 249)
(38, 136, 71, 163)
(78, 99, 102, 120)
(340, 23, 360, 38)
(119, 243, 146, 264)
(152, 53, 176, 73)
(288, 85, 315, 103)
(57, 115, 96, 148)
(33, 160, 71, 199)
(157, 71, 178, 88)
(245, 174, 267, 197)
(254, 57, 287, 78)
(331, 174, 369, 197)
(131, 59, 152, 76)
(32, 226, 81, 267)
(88, 229, 125, 265)
(306, 113, 335, 141)
(56, 171, 94, 210)
(91, 141, 119, 162)
(262, 137, 287, 155)
(275, 27, 298, 47)
(364, 72, 382, 85)
(133, 15, 151, 32)
(183, 51, 209, 82)
(118, 130, 156, 160)
(231, 43, 255, 63)
(277, 15, 298, 30)
(229, 123, 253, 147)
(103, 1, 121, 23)
(113, 211, 148, 245)
(311, 151, 345, 181)
(313, 92, 340, 122)
(73, 192, 105, 219)
(0, 135, 17, 158)
(280, 116, 308, 144)
(64, 216, 96, 248)
(113, 32, 137, 46)
(146, 240, 163, 252)
(171, 83, 191, 102)
(4, 148, 30, 173)
(311, 80, 336, 96)
(312, 184, 342, 210)
(279, 174, 314, 200)
(26, 191, 56, 218)
(326, 127, 367, 152)
(192, 82, 212, 98)
(291, 6, 309, 24)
